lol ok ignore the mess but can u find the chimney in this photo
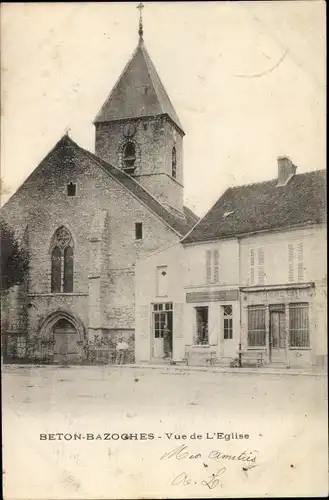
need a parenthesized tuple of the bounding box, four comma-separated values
(277, 156, 297, 186)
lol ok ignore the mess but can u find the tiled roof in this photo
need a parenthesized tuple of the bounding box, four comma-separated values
(183, 170, 326, 243)
(62, 136, 196, 236)
(94, 40, 184, 132)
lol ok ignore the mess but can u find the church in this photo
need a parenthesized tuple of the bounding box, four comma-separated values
(0, 9, 198, 362)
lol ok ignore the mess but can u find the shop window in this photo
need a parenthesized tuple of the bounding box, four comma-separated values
(289, 302, 309, 347)
(195, 306, 209, 344)
(247, 305, 266, 346)
(222, 305, 233, 339)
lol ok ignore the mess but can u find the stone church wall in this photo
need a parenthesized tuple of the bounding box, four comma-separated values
(1, 139, 179, 356)
(95, 116, 184, 211)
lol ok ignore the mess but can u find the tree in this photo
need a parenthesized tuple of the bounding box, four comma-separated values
(0, 218, 29, 292)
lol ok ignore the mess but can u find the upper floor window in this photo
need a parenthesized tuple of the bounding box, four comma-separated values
(67, 182, 76, 197)
(249, 247, 265, 285)
(156, 266, 168, 297)
(172, 147, 177, 179)
(123, 142, 136, 173)
(51, 226, 74, 293)
(288, 242, 304, 282)
(206, 249, 219, 284)
(135, 222, 143, 240)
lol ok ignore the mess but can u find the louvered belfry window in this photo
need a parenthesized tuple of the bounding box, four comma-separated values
(51, 227, 74, 293)
(123, 142, 136, 173)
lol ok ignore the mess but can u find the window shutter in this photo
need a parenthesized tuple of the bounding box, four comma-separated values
(288, 244, 294, 282)
(258, 247, 265, 285)
(213, 249, 219, 283)
(206, 250, 212, 283)
(297, 242, 304, 281)
(249, 249, 255, 285)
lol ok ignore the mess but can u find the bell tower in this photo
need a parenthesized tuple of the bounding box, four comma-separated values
(93, 4, 185, 214)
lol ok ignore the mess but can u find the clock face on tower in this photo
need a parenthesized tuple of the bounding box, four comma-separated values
(123, 123, 136, 138)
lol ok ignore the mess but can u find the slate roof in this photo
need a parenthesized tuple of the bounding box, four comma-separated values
(62, 136, 196, 236)
(94, 40, 184, 132)
(183, 170, 326, 243)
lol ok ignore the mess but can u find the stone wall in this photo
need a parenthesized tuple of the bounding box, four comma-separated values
(1, 137, 179, 357)
(95, 116, 184, 211)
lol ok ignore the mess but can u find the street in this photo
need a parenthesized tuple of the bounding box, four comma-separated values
(2, 365, 328, 499)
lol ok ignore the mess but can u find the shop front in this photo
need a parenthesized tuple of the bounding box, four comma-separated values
(183, 289, 240, 366)
(240, 283, 316, 368)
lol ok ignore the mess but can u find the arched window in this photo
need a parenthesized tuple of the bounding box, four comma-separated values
(123, 142, 136, 173)
(50, 227, 74, 293)
(172, 147, 177, 179)
(63, 246, 74, 292)
(51, 246, 61, 293)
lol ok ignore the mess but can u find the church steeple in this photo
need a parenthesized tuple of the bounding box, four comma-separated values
(94, 4, 185, 213)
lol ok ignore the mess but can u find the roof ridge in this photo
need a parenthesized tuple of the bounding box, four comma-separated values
(228, 169, 326, 192)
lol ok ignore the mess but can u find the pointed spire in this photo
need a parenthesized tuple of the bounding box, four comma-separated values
(137, 2, 144, 42)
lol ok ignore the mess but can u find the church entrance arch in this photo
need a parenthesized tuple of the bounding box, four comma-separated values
(39, 311, 85, 363)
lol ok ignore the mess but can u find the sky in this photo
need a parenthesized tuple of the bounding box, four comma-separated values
(0, 1, 326, 216)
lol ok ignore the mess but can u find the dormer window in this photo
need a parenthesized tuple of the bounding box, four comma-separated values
(123, 142, 136, 174)
(67, 182, 76, 197)
(172, 147, 177, 179)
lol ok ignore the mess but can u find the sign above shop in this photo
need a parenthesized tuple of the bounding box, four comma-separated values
(186, 289, 239, 303)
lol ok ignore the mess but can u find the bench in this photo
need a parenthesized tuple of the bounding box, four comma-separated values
(205, 352, 238, 367)
(237, 350, 265, 368)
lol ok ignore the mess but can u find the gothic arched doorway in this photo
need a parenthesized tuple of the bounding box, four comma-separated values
(53, 318, 79, 362)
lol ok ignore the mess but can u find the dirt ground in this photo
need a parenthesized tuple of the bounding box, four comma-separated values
(2, 364, 328, 499)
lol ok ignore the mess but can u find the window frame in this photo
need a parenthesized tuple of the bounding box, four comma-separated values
(135, 222, 143, 241)
(122, 142, 136, 172)
(249, 247, 266, 285)
(247, 305, 266, 347)
(289, 302, 310, 348)
(67, 182, 77, 197)
(205, 249, 220, 284)
(50, 227, 74, 294)
(222, 304, 233, 340)
(172, 146, 177, 179)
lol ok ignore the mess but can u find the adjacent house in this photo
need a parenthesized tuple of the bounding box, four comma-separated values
(135, 157, 326, 369)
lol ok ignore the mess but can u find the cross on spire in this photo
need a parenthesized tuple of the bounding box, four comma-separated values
(137, 2, 144, 41)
